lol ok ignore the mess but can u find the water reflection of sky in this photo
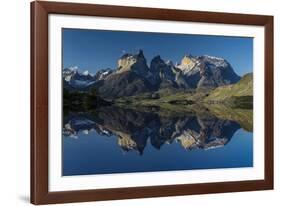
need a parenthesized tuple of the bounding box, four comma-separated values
(63, 113, 253, 176)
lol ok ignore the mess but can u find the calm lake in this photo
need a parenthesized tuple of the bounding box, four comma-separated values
(62, 106, 253, 176)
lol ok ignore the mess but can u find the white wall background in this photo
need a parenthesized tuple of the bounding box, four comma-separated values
(0, 0, 280, 205)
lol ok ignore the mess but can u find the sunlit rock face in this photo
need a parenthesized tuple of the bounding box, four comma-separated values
(175, 130, 199, 149)
(63, 106, 241, 154)
(117, 50, 149, 76)
(176, 55, 241, 89)
(177, 55, 198, 74)
(64, 50, 241, 96)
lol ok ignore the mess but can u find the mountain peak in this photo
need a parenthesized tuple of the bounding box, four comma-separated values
(63, 50, 243, 96)
(198, 55, 229, 68)
(69, 66, 79, 71)
(137, 49, 144, 58)
(82, 70, 90, 76)
(202, 55, 224, 61)
(151, 55, 163, 62)
(181, 55, 194, 65)
(177, 55, 197, 74)
(150, 55, 165, 74)
(166, 60, 174, 66)
(117, 50, 149, 75)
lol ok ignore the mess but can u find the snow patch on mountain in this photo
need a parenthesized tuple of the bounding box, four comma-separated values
(63, 66, 114, 90)
(63, 51, 241, 94)
(82, 70, 90, 76)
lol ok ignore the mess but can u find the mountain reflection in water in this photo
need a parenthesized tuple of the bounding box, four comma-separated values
(62, 106, 253, 175)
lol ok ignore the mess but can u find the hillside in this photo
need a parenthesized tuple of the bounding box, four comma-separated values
(204, 73, 253, 108)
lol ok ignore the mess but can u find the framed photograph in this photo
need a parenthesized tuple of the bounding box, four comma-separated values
(31, 1, 274, 204)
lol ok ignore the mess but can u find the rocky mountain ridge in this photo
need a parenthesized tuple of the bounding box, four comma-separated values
(63, 50, 241, 98)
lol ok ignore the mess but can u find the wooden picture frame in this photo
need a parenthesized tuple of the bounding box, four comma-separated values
(31, 0, 274, 204)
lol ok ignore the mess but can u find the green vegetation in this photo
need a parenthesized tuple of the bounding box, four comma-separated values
(115, 73, 253, 110)
(204, 73, 253, 107)
(204, 104, 253, 132)
(113, 99, 253, 131)
(115, 89, 209, 108)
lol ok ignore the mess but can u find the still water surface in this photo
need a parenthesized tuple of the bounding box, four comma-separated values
(62, 106, 253, 176)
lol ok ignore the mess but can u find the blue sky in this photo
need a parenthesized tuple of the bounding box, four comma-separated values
(62, 28, 253, 76)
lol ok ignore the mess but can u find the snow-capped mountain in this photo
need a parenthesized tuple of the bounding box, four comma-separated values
(63, 67, 112, 90)
(63, 50, 241, 97)
(176, 54, 241, 88)
(63, 67, 94, 89)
